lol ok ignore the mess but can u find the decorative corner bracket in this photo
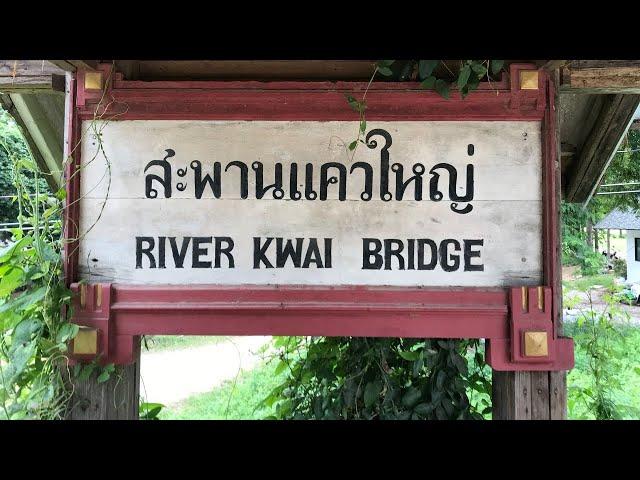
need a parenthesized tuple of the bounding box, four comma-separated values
(509, 64, 547, 112)
(69, 282, 138, 365)
(486, 286, 574, 371)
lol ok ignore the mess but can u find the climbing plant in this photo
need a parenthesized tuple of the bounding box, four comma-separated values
(0, 64, 125, 419)
(344, 60, 504, 155)
(0, 118, 76, 419)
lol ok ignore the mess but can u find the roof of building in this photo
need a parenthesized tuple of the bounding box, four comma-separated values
(595, 208, 640, 229)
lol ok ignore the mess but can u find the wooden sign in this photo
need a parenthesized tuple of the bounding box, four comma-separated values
(79, 120, 542, 287)
(66, 64, 574, 371)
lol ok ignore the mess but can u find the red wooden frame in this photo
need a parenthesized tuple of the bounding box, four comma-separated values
(64, 63, 573, 370)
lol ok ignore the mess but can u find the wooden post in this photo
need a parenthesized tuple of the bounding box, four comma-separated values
(492, 69, 567, 420)
(607, 229, 611, 257)
(67, 338, 141, 420)
(594, 228, 599, 251)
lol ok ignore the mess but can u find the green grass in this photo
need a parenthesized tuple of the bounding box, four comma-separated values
(562, 274, 618, 292)
(160, 359, 285, 420)
(142, 335, 231, 352)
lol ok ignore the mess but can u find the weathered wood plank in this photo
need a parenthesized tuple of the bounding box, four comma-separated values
(5, 93, 64, 188)
(0, 60, 67, 76)
(561, 61, 640, 94)
(77, 120, 543, 287)
(67, 338, 141, 420)
(530, 371, 550, 418)
(549, 371, 567, 419)
(0, 74, 65, 93)
(133, 60, 377, 81)
(541, 60, 570, 71)
(492, 371, 532, 420)
(565, 94, 640, 203)
(491, 70, 566, 421)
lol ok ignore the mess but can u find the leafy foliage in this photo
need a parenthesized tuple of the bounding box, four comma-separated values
(140, 401, 165, 420)
(0, 110, 49, 229)
(613, 257, 627, 279)
(261, 337, 491, 420)
(561, 202, 606, 275)
(565, 291, 640, 419)
(0, 114, 77, 419)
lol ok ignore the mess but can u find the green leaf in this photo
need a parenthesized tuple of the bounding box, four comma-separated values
(7, 341, 37, 384)
(96, 370, 111, 383)
(359, 119, 366, 134)
(435, 79, 450, 99)
(418, 60, 439, 80)
(56, 323, 79, 344)
(490, 60, 504, 75)
(348, 140, 358, 151)
(457, 65, 471, 89)
(398, 350, 421, 361)
(0, 237, 32, 264)
(364, 380, 382, 408)
(0, 266, 25, 297)
(377, 60, 395, 68)
(77, 364, 96, 382)
(471, 63, 487, 78)
(401, 387, 422, 408)
(274, 359, 288, 376)
(0, 286, 47, 316)
(413, 402, 435, 416)
(12, 317, 42, 349)
(420, 76, 436, 90)
(377, 66, 393, 77)
(55, 188, 67, 200)
(452, 354, 468, 375)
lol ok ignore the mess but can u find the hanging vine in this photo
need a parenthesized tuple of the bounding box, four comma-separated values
(0, 63, 130, 419)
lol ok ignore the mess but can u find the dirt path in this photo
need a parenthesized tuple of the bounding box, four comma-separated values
(139, 336, 272, 406)
(564, 288, 640, 325)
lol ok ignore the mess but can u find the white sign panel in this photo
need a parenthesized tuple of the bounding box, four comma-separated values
(78, 120, 542, 286)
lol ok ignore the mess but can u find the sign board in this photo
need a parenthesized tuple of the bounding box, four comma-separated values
(79, 120, 542, 287)
(66, 64, 574, 370)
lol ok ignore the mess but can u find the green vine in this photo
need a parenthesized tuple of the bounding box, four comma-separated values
(0, 63, 130, 419)
(345, 60, 504, 156)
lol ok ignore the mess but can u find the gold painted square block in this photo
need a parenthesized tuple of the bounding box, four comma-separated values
(73, 327, 98, 355)
(84, 71, 103, 90)
(519, 70, 539, 90)
(524, 331, 548, 357)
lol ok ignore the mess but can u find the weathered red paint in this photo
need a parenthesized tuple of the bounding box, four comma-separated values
(64, 62, 573, 370)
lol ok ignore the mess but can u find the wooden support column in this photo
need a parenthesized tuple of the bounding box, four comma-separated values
(63, 71, 142, 420)
(492, 69, 567, 420)
(67, 338, 141, 420)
